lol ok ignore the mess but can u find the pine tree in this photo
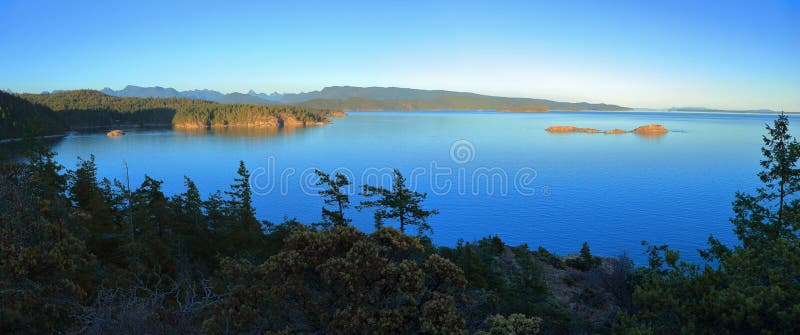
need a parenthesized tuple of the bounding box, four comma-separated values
(566, 242, 601, 271)
(358, 169, 439, 235)
(225, 161, 257, 226)
(173, 176, 204, 229)
(221, 161, 264, 260)
(314, 169, 351, 227)
(68, 155, 121, 267)
(132, 175, 172, 238)
(756, 113, 800, 233)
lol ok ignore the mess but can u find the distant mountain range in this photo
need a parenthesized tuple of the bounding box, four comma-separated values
(216, 92, 275, 105)
(96, 85, 275, 105)
(277, 86, 481, 103)
(247, 90, 284, 101)
(73, 85, 630, 112)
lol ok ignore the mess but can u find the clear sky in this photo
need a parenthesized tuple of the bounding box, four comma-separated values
(1, 0, 798, 111)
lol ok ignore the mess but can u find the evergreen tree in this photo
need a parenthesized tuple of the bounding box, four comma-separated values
(25, 142, 67, 201)
(221, 161, 265, 260)
(172, 176, 204, 231)
(314, 169, 351, 227)
(68, 156, 122, 268)
(747, 112, 800, 238)
(170, 176, 217, 274)
(225, 161, 257, 225)
(132, 175, 172, 238)
(358, 169, 439, 235)
(69, 155, 101, 208)
(565, 242, 601, 271)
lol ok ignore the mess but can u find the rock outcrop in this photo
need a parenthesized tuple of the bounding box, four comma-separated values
(632, 124, 668, 135)
(546, 124, 669, 136)
(173, 122, 207, 129)
(278, 113, 306, 127)
(546, 126, 601, 133)
(545, 126, 577, 132)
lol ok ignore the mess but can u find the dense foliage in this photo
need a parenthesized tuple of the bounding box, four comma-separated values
(18, 90, 330, 129)
(0, 91, 67, 140)
(202, 226, 469, 334)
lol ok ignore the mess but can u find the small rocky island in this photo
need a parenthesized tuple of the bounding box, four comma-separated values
(106, 129, 125, 136)
(631, 124, 668, 135)
(546, 124, 668, 136)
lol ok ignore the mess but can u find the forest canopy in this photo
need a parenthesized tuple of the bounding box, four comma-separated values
(0, 91, 67, 139)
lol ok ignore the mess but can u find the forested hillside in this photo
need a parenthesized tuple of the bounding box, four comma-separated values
(298, 95, 628, 112)
(18, 90, 331, 129)
(0, 91, 67, 140)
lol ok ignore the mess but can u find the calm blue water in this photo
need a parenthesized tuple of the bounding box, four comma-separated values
(52, 111, 794, 263)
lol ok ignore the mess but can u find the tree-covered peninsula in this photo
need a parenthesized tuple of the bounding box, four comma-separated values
(14, 90, 333, 132)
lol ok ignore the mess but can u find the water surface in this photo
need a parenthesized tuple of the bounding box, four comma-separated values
(52, 111, 792, 263)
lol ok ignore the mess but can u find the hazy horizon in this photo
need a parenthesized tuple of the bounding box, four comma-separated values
(2, 0, 798, 112)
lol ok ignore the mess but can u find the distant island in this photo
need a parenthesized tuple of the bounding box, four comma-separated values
(666, 106, 784, 114)
(546, 124, 669, 136)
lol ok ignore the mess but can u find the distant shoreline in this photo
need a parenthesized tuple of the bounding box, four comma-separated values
(341, 109, 797, 115)
(0, 133, 67, 144)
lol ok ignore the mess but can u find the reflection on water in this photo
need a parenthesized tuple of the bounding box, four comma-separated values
(176, 125, 312, 138)
(633, 132, 667, 138)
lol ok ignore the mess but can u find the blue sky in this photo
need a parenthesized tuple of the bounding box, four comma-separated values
(1, 0, 798, 111)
